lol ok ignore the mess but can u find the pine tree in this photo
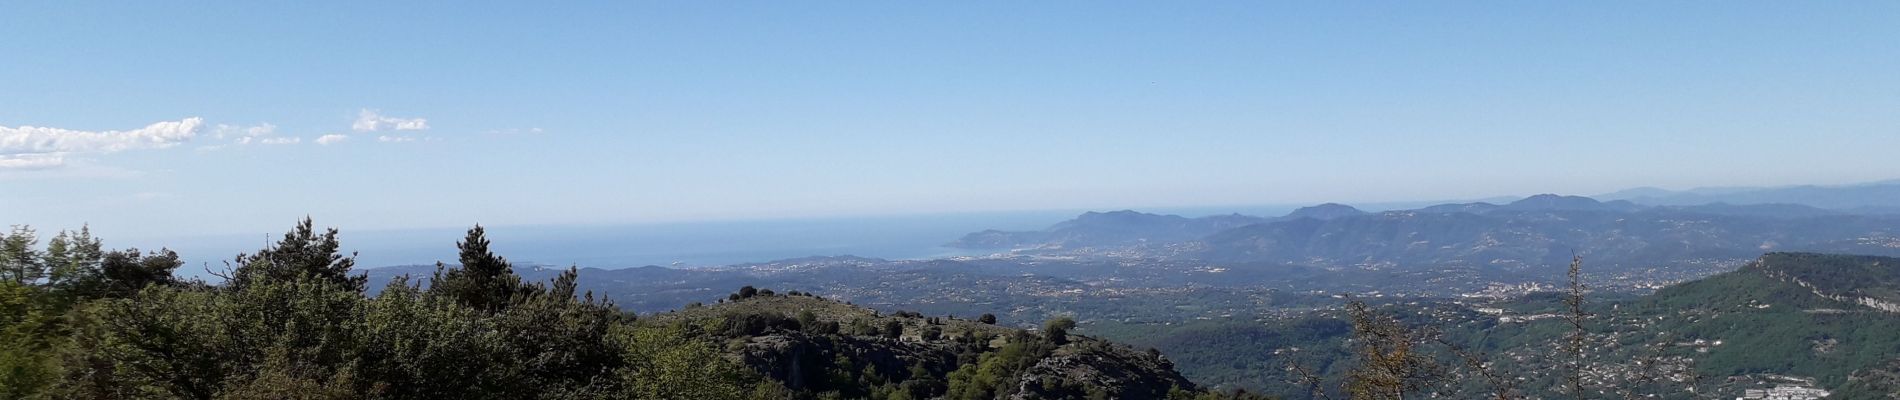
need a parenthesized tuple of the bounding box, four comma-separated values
(98, 249, 181, 297)
(229, 218, 364, 292)
(1, 225, 42, 285)
(44, 226, 105, 297)
(431, 225, 524, 312)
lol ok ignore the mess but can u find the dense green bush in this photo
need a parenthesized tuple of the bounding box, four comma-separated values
(0, 219, 776, 400)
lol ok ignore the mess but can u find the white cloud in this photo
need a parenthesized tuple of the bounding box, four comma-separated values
(486, 127, 546, 135)
(315, 134, 349, 145)
(214, 123, 276, 139)
(0, 118, 202, 169)
(234, 136, 300, 145)
(2, 117, 203, 155)
(0, 154, 66, 170)
(214, 122, 309, 146)
(376, 135, 417, 143)
(353, 109, 429, 132)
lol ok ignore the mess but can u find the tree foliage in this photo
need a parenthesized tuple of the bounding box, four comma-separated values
(430, 225, 525, 313)
(0, 220, 778, 400)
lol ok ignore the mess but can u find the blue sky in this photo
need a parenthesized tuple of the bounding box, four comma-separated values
(4, 2, 1899, 238)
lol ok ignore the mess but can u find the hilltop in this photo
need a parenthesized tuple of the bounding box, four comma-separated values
(643, 288, 1214, 400)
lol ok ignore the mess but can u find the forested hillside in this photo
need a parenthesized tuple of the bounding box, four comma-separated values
(1086, 253, 1900, 399)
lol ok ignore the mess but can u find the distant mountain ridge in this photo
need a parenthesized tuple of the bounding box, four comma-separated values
(948, 210, 1268, 250)
(951, 193, 1900, 269)
(1282, 203, 1367, 220)
(1599, 180, 1900, 210)
(1199, 195, 1900, 267)
(1499, 194, 1644, 212)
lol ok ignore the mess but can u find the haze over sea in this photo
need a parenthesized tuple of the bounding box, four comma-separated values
(135, 209, 1080, 279)
(134, 198, 1542, 280)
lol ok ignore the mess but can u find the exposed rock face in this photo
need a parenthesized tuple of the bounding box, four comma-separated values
(1756, 252, 1900, 313)
(1764, 267, 1900, 313)
(1012, 339, 1196, 400)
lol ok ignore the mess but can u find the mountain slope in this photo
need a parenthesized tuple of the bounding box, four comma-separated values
(1101, 252, 1900, 399)
(1612, 253, 1900, 392)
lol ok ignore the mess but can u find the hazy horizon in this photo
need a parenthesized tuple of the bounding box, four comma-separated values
(9, 2, 1900, 239)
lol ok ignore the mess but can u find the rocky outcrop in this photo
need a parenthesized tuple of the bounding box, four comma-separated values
(1758, 257, 1900, 313)
(1012, 339, 1196, 400)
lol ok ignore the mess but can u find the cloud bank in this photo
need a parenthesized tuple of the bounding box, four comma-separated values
(1, 117, 203, 169)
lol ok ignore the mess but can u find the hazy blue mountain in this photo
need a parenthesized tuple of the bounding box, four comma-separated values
(1595, 186, 1677, 199)
(1662, 202, 1843, 219)
(1198, 206, 1900, 268)
(1282, 203, 1367, 220)
(949, 204, 1377, 251)
(1600, 181, 1900, 210)
(1415, 202, 1502, 214)
(954, 193, 1900, 268)
(946, 182, 1900, 273)
(1850, 205, 1900, 215)
(1415, 195, 1646, 215)
(1500, 193, 1644, 212)
(947, 210, 1268, 250)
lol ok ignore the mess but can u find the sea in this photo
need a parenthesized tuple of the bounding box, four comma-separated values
(136, 210, 1080, 280)
(122, 204, 1351, 281)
